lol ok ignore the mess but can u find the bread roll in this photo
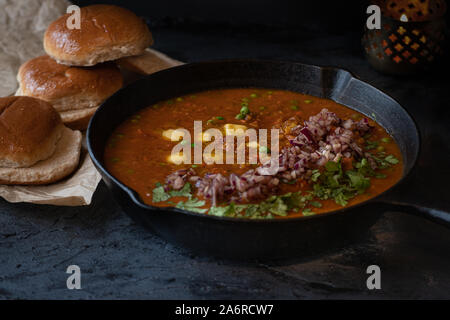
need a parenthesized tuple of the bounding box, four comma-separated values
(0, 96, 82, 185)
(0, 127, 82, 185)
(0, 96, 64, 168)
(44, 5, 153, 66)
(16, 55, 123, 130)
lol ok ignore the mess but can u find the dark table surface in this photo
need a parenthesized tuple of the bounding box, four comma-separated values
(1, 24, 449, 299)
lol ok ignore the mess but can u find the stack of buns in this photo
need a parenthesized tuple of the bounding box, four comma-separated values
(1, 4, 154, 185)
(17, 4, 153, 130)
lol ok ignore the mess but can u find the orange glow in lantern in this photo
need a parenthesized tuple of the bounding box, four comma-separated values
(363, 0, 447, 74)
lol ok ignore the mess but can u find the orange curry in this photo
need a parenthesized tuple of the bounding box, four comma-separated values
(104, 88, 403, 218)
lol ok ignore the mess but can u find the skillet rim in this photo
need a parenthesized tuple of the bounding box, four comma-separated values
(87, 58, 421, 224)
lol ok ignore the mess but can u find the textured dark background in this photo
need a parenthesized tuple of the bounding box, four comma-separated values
(0, 0, 449, 299)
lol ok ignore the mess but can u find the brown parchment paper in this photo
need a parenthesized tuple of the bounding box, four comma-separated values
(0, 0, 183, 206)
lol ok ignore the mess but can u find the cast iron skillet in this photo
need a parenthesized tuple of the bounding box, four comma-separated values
(87, 60, 449, 259)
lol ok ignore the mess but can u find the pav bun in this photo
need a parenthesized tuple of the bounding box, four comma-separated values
(0, 96, 82, 185)
(44, 5, 153, 66)
(16, 55, 123, 129)
(0, 127, 82, 185)
(0, 96, 64, 168)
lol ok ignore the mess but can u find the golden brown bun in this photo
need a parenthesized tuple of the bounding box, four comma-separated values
(0, 127, 82, 185)
(16, 55, 123, 112)
(0, 96, 64, 168)
(44, 5, 153, 66)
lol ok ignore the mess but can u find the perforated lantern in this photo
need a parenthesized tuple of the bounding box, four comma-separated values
(362, 0, 447, 74)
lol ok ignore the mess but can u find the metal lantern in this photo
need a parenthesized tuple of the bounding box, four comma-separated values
(362, 0, 447, 75)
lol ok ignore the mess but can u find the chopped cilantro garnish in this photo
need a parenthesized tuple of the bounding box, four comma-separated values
(207, 190, 314, 219)
(385, 155, 399, 164)
(347, 171, 371, 193)
(152, 186, 171, 203)
(176, 198, 207, 213)
(365, 140, 379, 150)
(168, 183, 192, 198)
(153, 183, 206, 213)
(325, 160, 340, 172)
(311, 169, 321, 182)
(309, 201, 322, 208)
(209, 205, 231, 217)
(334, 192, 348, 206)
(371, 153, 400, 169)
(268, 197, 289, 216)
(312, 159, 372, 207)
(152, 182, 192, 203)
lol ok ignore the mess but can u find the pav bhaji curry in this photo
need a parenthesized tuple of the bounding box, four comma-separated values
(105, 88, 402, 218)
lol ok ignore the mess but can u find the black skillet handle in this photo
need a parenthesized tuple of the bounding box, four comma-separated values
(376, 200, 450, 228)
(374, 158, 450, 228)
